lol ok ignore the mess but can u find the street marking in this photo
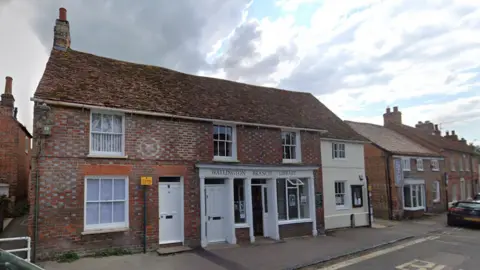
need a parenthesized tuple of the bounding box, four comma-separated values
(395, 259, 446, 270)
(317, 236, 439, 270)
(433, 239, 459, 246)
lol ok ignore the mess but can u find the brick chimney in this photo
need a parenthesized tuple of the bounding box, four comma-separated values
(1, 76, 14, 108)
(451, 130, 459, 141)
(460, 138, 467, 144)
(383, 106, 402, 127)
(433, 124, 440, 136)
(415, 120, 434, 131)
(53, 7, 71, 51)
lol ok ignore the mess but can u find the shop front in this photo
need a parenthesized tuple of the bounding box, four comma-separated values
(196, 164, 319, 247)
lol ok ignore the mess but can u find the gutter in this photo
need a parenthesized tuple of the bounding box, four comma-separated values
(30, 97, 328, 134)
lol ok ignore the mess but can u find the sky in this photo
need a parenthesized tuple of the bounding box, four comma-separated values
(0, 0, 479, 144)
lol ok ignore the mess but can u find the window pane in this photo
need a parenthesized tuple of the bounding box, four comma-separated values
(102, 114, 113, 132)
(299, 180, 309, 218)
(404, 185, 411, 207)
(282, 133, 287, 145)
(418, 185, 423, 207)
(290, 146, 296, 159)
(113, 115, 122, 133)
(114, 179, 126, 200)
(234, 180, 246, 224)
(100, 202, 113, 224)
(100, 179, 113, 200)
(87, 179, 99, 201)
(92, 113, 102, 132)
(213, 126, 219, 140)
(277, 179, 286, 220)
(86, 202, 99, 225)
(113, 202, 125, 222)
(218, 126, 225, 140)
(226, 141, 232, 157)
(226, 127, 232, 141)
(287, 188, 298, 219)
(412, 186, 418, 207)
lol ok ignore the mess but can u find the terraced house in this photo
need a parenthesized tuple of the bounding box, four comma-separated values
(28, 8, 367, 259)
(381, 107, 479, 205)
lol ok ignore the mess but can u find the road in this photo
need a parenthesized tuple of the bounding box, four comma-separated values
(320, 226, 480, 270)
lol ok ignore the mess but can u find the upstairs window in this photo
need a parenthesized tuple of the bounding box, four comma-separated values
(402, 158, 411, 171)
(213, 124, 237, 161)
(282, 131, 301, 163)
(450, 158, 456, 171)
(459, 158, 463, 171)
(332, 143, 346, 159)
(416, 159, 424, 171)
(430, 159, 440, 171)
(465, 156, 470, 171)
(90, 112, 124, 156)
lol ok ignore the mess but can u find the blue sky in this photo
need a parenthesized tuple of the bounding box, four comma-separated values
(0, 0, 479, 145)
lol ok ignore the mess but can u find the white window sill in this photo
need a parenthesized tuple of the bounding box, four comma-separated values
(234, 223, 249, 228)
(278, 218, 312, 225)
(213, 157, 239, 163)
(433, 199, 441, 204)
(282, 159, 302, 164)
(87, 154, 129, 159)
(336, 206, 351, 211)
(417, 169, 424, 172)
(432, 169, 440, 172)
(81, 227, 129, 235)
(404, 207, 425, 211)
(333, 158, 347, 161)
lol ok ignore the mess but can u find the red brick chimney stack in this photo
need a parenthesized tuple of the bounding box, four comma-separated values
(53, 7, 71, 51)
(1, 76, 14, 108)
(383, 106, 402, 127)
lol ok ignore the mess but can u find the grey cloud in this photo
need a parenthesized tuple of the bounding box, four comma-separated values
(28, 0, 250, 74)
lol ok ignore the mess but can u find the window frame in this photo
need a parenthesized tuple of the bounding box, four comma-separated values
(459, 158, 464, 171)
(84, 176, 129, 231)
(465, 156, 470, 171)
(89, 110, 126, 157)
(430, 159, 439, 171)
(277, 178, 310, 222)
(416, 158, 424, 171)
(281, 130, 302, 163)
(212, 123, 237, 162)
(234, 179, 247, 226)
(332, 143, 346, 160)
(402, 158, 411, 171)
(432, 181, 440, 203)
(450, 157, 456, 171)
(335, 181, 348, 209)
(403, 183, 425, 211)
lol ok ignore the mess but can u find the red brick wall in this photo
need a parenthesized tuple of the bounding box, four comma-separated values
(363, 144, 390, 219)
(29, 105, 324, 259)
(444, 150, 477, 202)
(235, 228, 249, 243)
(0, 106, 30, 202)
(279, 222, 312, 238)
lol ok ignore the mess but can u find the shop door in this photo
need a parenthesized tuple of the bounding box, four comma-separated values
(159, 182, 182, 244)
(252, 184, 269, 237)
(206, 185, 226, 243)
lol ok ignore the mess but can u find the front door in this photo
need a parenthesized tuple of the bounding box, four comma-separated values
(252, 185, 268, 237)
(206, 185, 226, 243)
(159, 181, 182, 244)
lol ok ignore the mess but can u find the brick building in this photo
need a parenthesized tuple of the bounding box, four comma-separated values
(0, 76, 32, 204)
(347, 120, 446, 220)
(28, 8, 365, 259)
(382, 107, 478, 205)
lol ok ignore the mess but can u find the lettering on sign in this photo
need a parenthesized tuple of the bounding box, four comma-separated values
(253, 171, 273, 176)
(279, 171, 296, 176)
(211, 169, 246, 176)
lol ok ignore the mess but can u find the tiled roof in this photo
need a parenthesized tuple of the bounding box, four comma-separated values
(346, 121, 441, 157)
(387, 123, 476, 155)
(34, 49, 365, 141)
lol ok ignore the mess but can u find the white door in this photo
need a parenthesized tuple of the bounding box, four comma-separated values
(159, 183, 182, 244)
(262, 186, 269, 237)
(206, 185, 226, 243)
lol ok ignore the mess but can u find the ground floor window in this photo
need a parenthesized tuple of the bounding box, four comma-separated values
(234, 179, 246, 224)
(277, 178, 309, 220)
(335, 181, 347, 208)
(403, 184, 425, 210)
(85, 177, 128, 230)
(432, 181, 440, 202)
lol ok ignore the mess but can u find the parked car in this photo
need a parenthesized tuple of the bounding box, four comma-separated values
(0, 250, 44, 270)
(447, 201, 480, 227)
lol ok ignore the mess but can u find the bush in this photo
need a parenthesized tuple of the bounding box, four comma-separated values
(56, 251, 79, 263)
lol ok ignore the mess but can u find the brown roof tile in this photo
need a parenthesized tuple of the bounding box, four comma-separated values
(387, 123, 476, 155)
(346, 121, 441, 157)
(34, 49, 365, 141)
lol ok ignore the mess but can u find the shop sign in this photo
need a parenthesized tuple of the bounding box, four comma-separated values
(394, 158, 403, 187)
(253, 170, 273, 176)
(141, 176, 152, 186)
(279, 171, 296, 176)
(211, 169, 247, 176)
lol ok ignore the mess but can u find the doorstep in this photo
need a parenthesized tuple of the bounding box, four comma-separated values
(156, 245, 192, 256)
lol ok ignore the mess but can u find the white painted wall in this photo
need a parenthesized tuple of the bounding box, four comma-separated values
(321, 140, 369, 230)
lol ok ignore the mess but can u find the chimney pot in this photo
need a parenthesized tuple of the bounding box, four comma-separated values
(446, 131, 450, 136)
(418, 121, 423, 124)
(393, 106, 398, 112)
(434, 124, 438, 130)
(386, 107, 391, 113)
(59, 8, 67, 21)
(4, 76, 12, 95)
(452, 130, 456, 135)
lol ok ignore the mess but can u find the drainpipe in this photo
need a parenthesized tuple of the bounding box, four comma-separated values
(385, 154, 393, 220)
(366, 176, 372, 227)
(33, 139, 43, 263)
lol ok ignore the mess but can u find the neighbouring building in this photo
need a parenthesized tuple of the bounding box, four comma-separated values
(0, 76, 32, 205)
(382, 107, 479, 205)
(347, 121, 446, 220)
(28, 8, 366, 259)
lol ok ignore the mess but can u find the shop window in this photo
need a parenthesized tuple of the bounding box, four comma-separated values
(335, 181, 347, 208)
(276, 178, 309, 220)
(403, 184, 425, 210)
(234, 180, 246, 224)
(85, 177, 128, 230)
(351, 185, 363, 208)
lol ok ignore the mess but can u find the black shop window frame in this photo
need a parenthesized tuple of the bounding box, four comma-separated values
(351, 185, 364, 208)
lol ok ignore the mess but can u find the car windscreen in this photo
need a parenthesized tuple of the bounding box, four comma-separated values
(456, 202, 480, 210)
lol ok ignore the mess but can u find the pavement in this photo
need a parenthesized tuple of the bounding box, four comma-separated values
(39, 215, 451, 270)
